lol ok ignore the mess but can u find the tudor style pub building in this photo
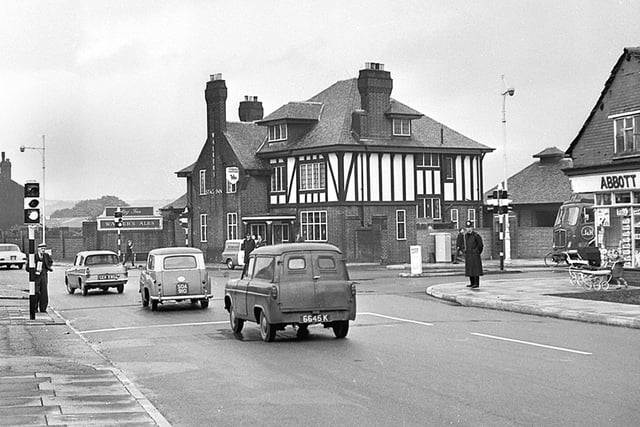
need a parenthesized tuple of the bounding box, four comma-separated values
(178, 63, 492, 263)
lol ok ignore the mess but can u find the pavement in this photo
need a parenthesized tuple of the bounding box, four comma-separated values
(1, 258, 639, 425)
(395, 258, 640, 330)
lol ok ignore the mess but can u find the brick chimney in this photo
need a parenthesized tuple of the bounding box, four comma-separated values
(238, 95, 264, 122)
(0, 152, 10, 181)
(357, 62, 392, 138)
(205, 73, 227, 137)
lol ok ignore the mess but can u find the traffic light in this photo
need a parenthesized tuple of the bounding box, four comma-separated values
(24, 182, 41, 224)
(179, 207, 189, 228)
(114, 207, 123, 228)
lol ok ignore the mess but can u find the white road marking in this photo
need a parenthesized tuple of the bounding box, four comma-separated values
(471, 332, 592, 355)
(81, 321, 228, 334)
(358, 312, 433, 326)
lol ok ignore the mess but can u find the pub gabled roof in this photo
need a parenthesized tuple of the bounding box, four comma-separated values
(566, 47, 640, 157)
(257, 78, 493, 155)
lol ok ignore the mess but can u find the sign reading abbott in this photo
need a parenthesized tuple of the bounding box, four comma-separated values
(571, 171, 640, 193)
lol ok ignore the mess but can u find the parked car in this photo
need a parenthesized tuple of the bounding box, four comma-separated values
(224, 243, 356, 342)
(139, 247, 212, 311)
(65, 250, 128, 296)
(221, 239, 244, 269)
(0, 244, 27, 269)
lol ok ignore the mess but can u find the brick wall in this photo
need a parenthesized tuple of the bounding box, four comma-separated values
(515, 227, 553, 258)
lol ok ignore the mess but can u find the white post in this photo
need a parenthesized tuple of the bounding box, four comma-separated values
(501, 76, 515, 261)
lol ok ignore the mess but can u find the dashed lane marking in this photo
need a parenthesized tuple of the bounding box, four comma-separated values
(358, 312, 433, 326)
(471, 332, 592, 355)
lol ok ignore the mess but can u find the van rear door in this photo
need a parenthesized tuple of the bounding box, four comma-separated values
(159, 254, 201, 297)
(279, 251, 316, 311)
(311, 251, 351, 310)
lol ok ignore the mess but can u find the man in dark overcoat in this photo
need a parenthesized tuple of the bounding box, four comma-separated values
(240, 233, 256, 276)
(33, 243, 54, 312)
(463, 221, 483, 288)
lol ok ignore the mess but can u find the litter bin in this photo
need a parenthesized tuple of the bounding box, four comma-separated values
(433, 233, 452, 263)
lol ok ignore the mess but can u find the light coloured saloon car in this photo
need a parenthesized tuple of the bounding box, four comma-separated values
(0, 243, 27, 269)
(139, 247, 212, 311)
(65, 250, 128, 296)
(224, 243, 356, 342)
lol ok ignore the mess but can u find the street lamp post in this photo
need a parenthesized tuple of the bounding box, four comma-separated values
(20, 135, 46, 244)
(501, 76, 515, 262)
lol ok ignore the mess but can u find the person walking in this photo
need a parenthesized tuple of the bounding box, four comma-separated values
(463, 221, 483, 289)
(33, 243, 54, 313)
(125, 240, 135, 267)
(241, 233, 256, 276)
(453, 228, 465, 264)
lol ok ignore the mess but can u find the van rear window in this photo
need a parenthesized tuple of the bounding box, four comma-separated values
(317, 256, 336, 270)
(288, 257, 306, 270)
(164, 255, 197, 270)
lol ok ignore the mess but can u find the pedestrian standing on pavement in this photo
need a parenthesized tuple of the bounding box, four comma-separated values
(125, 240, 135, 267)
(453, 228, 465, 264)
(463, 221, 483, 289)
(241, 233, 256, 276)
(33, 243, 54, 313)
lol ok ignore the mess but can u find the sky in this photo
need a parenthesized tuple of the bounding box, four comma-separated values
(2, 0, 640, 204)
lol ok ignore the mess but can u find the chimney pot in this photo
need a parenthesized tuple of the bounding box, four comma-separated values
(210, 73, 223, 81)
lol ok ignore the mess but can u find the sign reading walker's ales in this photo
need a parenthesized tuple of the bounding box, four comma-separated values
(98, 206, 162, 231)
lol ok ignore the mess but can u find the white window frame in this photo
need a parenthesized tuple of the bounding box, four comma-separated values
(300, 210, 327, 241)
(299, 162, 326, 191)
(416, 197, 442, 219)
(199, 169, 206, 195)
(451, 208, 459, 229)
(614, 115, 640, 154)
(227, 213, 238, 240)
(271, 164, 285, 193)
(393, 119, 411, 136)
(268, 123, 288, 142)
(396, 210, 406, 240)
(200, 214, 208, 242)
(467, 209, 476, 227)
(226, 180, 236, 194)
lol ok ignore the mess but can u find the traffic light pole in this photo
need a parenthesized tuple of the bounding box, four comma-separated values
(28, 226, 36, 320)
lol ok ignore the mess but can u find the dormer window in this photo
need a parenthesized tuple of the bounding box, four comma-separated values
(613, 114, 640, 154)
(393, 119, 411, 136)
(268, 123, 288, 142)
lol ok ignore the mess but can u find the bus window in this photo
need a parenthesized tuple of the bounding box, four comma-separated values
(584, 208, 594, 223)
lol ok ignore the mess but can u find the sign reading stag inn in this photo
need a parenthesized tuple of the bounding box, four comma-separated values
(97, 207, 163, 231)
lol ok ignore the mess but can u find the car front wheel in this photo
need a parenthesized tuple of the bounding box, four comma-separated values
(65, 278, 75, 294)
(226, 259, 235, 270)
(259, 311, 275, 342)
(81, 281, 88, 296)
(151, 299, 158, 311)
(117, 284, 124, 294)
(332, 321, 349, 339)
(229, 304, 244, 333)
(200, 299, 209, 309)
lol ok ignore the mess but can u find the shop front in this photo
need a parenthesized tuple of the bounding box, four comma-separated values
(571, 170, 640, 268)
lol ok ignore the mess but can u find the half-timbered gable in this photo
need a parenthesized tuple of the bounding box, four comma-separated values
(255, 63, 492, 262)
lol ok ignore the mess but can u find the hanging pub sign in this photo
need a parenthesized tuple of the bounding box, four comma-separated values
(226, 166, 239, 185)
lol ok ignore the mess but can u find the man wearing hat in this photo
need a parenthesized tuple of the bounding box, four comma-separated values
(34, 243, 54, 312)
(463, 220, 483, 289)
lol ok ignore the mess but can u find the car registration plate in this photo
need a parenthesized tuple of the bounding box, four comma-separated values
(10, 256, 16, 260)
(176, 283, 189, 294)
(300, 314, 329, 323)
(98, 274, 117, 280)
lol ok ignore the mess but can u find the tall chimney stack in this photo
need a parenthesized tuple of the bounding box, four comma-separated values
(205, 73, 227, 137)
(238, 95, 264, 122)
(0, 152, 10, 181)
(357, 62, 392, 138)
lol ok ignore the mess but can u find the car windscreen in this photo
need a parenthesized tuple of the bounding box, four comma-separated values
(163, 255, 197, 270)
(0, 244, 19, 252)
(85, 254, 119, 265)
